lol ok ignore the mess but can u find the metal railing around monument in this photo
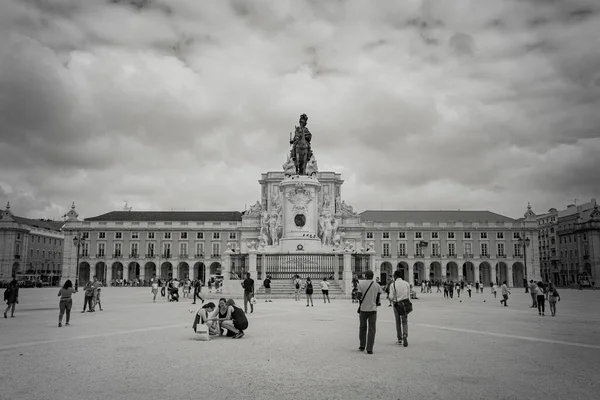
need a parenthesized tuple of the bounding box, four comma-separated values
(262, 254, 336, 280)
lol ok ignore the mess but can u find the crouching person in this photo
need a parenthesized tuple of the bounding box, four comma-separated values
(193, 302, 220, 336)
(221, 299, 248, 339)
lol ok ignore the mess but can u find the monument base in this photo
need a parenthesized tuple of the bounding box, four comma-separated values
(279, 237, 323, 253)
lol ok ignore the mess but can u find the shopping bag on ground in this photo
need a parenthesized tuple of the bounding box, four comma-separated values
(194, 324, 210, 341)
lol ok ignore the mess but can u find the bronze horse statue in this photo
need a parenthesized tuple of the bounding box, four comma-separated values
(294, 125, 309, 175)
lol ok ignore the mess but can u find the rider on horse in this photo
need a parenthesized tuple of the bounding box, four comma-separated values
(290, 114, 313, 167)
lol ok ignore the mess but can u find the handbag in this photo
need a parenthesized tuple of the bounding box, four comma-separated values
(393, 282, 413, 316)
(357, 281, 374, 314)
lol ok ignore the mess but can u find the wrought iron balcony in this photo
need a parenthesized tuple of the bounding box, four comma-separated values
(497, 254, 507, 258)
(480, 254, 490, 258)
(179, 253, 189, 259)
(397, 253, 407, 258)
(161, 253, 171, 259)
(112, 253, 123, 259)
(145, 253, 155, 258)
(96, 253, 105, 258)
(446, 254, 457, 258)
(194, 253, 204, 258)
(129, 253, 138, 258)
(211, 254, 220, 259)
(513, 254, 523, 258)
(414, 254, 425, 258)
(463, 254, 474, 258)
(431, 254, 441, 258)
(382, 254, 391, 258)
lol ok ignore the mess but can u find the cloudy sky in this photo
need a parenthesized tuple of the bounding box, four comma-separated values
(1, 0, 599, 221)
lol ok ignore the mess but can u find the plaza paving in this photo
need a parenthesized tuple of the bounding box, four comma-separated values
(1, 287, 599, 400)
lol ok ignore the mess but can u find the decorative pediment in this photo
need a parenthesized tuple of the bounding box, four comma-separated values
(286, 188, 314, 215)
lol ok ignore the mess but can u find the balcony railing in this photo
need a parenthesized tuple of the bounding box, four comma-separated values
(81, 252, 89, 258)
(480, 254, 490, 258)
(194, 253, 204, 258)
(397, 253, 407, 258)
(129, 253, 138, 258)
(497, 254, 507, 258)
(431, 254, 441, 258)
(161, 253, 171, 259)
(414, 254, 424, 258)
(96, 253, 105, 258)
(513, 254, 523, 258)
(145, 253, 155, 258)
(112, 253, 123, 258)
(14, 254, 21, 259)
(463, 254, 474, 258)
(180, 253, 189, 259)
(446, 254, 457, 258)
(382, 254, 391, 258)
(211, 254, 220, 259)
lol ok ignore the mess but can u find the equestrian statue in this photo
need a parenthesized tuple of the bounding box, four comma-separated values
(289, 113, 313, 175)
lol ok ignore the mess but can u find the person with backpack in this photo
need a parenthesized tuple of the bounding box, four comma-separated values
(4, 280, 19, 318)
(294, 275, 302, 301)
(263, 275, 272, 302)
(305, 277, 314, 307)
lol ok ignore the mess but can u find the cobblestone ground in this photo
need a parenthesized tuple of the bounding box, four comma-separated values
(1, 287, 599, 400)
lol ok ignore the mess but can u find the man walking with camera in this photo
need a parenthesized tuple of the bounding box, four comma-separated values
(390, 270, 411, 347)
(357, 270, 383, 355)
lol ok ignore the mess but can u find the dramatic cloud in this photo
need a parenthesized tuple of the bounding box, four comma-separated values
(1, 0, 599, 220)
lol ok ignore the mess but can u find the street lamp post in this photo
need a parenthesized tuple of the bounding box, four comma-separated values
(518, 235, 531, 291)
(73, 232, 86, 291)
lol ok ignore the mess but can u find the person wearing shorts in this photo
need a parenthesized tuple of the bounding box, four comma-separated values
(320, 278, 331, 303)
(151, 275, 159, 302)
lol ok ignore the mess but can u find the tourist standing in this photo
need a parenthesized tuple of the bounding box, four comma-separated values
(305, 277, 314, 307)
(151, 275, 159, 302)
(529, 280, 538, 308)
(82, 280, 94, 313)
(58, 280, 76, 327)
(320, 278, 331, 303)
(91, 276, 101, 311)
(242, 273, 255, 313)
(546, 282, 561, 316)
(492, 283, 498, 298)
(357, 270, 383, 354)
(95, 287, 103, 311)
(500, 281, 511, 306)
(467, 282, 472, 298)
(536, 281, 546, 316)
(390, 270, 411, 347)
(294, 275, 302, 301)
(3, 280, 19, 318)
(455, 282, 461, 298)
(263, 275, 272, 302)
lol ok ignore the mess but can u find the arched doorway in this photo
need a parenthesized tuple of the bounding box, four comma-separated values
(179, 262, 189, 280)
(512, 262, 524, 287)
(128, 262, 140, 281)
(95, 262, 107, 283)
(430, 262, 442, 281)
(209, 262, 222, 276)
(161, 262, 173, 280)
(145, 262, 156, 280)
(446, 261, 459, 282)
(396, 262, 408, 280)
(380, 262, 392, 283)
(479, 262, 491, 285)
(11, 262, 20, 277)
(112, 262, 124, 282)
(79, 262, 91, 286)
(497, 262, 508, 285)
(463, 262, 475, 283)
(194, 262, 206, 283)
(413, 262, 425, 284)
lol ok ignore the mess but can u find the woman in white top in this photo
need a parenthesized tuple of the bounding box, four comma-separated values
(320, 278, 331, 304)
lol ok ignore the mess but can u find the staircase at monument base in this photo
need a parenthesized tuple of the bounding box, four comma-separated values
(255, 280, 347, 299)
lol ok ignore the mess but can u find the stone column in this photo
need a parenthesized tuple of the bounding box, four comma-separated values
(106, 264, 112, 287)
(343, 252, 352, 294)
(441, 263, 447, 282)
(190, 262, 196, 281)
(507, 264, 514, 287)
(491, 264, 497, 285)
(248, 250, 257, 279)
(154, 263, 159, 280)
(408, 263, 414, 286)
(474, 263, 480, 284)
(458, 263, 464, 282)
(425, 263, 431, 281)
(333, 252, 339, 281)
(172, 261, 179, 281)
(223, 251, 232, 281)
(369, 253, 376, 274)
(139, 266, 145, 282)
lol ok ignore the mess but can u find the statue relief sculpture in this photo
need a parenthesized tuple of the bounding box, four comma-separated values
(259, 211, 270, 246)
(289, 113, 313, 175)
(318, 211, 338, 246)
(245, 201, 262, 217)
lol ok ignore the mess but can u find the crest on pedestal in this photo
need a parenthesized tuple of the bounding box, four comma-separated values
(287, 187, 314, 215)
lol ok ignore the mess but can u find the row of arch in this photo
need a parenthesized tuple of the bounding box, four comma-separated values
(78, 261, 222, 286)
(380, 261, 527, 287)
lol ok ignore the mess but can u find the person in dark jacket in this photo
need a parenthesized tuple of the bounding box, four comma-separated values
(4, 280, 19, 318)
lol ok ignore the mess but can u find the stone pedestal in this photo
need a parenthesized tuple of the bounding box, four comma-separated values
(343, 252, 352, 294)
(279, 175, 322, 252)
(248, 250, 258, 279)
